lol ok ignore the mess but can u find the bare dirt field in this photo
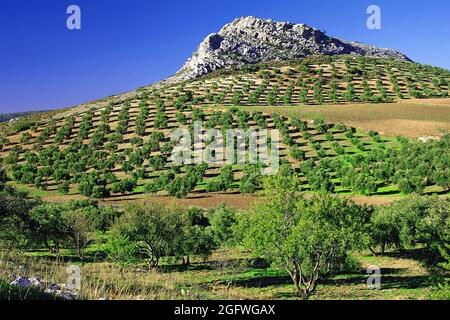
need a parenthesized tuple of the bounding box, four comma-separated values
(41, 192, 411, 210)
(237, 98, 450, 138)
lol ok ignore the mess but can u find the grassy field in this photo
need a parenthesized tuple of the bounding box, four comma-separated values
(0, 247, 437, 300)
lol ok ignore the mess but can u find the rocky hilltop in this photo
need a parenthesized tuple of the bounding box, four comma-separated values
(172, 16, 411, 82)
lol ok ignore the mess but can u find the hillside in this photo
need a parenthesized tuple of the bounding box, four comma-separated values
(0, 54, 449, 204)
(163, 55, 449, 106)
(0, 111, 49, 123)
(2, 8, 450, 305)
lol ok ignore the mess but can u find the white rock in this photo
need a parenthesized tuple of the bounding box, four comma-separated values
(30, 276, 43, 286)
(10, 276, 32, 288)
(171, 16, 410, 83)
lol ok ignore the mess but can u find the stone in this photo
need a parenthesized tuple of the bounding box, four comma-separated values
(170, 16, 411, 83)
(10, 276, 32, 288)
(30, 276, 43, 287)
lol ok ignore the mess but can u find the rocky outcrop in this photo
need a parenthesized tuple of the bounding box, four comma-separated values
(172, 16, 411, 82)
(9, 274, 79, 300)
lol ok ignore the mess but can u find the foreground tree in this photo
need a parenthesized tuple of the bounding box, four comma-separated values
(237, 175, 371, 299)
(208, 204, 237, 246)
(26, 204, 69, 254)
(178, 208, 216, 265)
(111, 203, 185, 268)
(6, 200, 117, 256)
(0, 190, 42, 248)
(64, 208, 97, 263)
(369, 196, 450, 263)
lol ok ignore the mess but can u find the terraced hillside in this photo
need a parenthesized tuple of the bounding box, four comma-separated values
(0, 55, 449, 203)
(161, 55, 450, 106)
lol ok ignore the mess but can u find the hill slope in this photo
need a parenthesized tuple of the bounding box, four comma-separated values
(0, 56, 449, 202)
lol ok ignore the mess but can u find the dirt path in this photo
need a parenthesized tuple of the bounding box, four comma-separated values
(42, 192, 409, 209)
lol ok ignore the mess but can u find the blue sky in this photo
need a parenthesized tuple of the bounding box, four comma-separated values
(1, 0, 449, 113)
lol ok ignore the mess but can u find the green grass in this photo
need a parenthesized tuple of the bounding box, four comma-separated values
(1, 245, 443, 300)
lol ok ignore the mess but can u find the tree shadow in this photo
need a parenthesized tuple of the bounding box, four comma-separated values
(26, 249, 108, 264)
(231, 274, 292, 288)
(376, 189, 400, 196)
(159, 257, 251, 274)
(425, 189, 450, 196)
(383, 247, 437, 267)
(378, 275, 431, 290)
(159, 263, 215, 273)
(231, 265, 430, 292)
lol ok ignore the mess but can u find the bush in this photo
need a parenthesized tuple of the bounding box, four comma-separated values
(208, 204, 237, 246)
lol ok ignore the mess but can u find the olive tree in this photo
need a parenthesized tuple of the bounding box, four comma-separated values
(111, 203, 185, 268)
(64, 208, 97, 263)
(237, 175, 370, 299)
(369, 196, 450, 264)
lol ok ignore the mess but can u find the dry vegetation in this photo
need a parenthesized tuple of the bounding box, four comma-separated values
(239, 99, 450, 138)
(0, 248, 435, 300)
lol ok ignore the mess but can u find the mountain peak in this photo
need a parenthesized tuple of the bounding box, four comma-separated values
(171, 16, 410, 83)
